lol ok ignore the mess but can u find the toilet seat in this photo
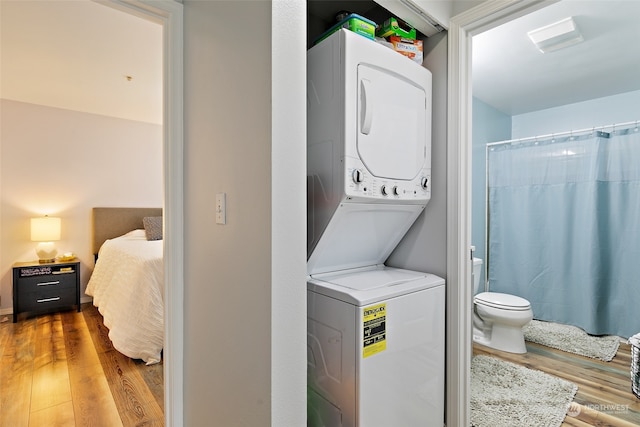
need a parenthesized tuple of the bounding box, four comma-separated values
(474, 292, 531, 311)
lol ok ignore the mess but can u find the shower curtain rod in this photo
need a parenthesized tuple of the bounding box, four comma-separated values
(486, 120, 640, 147)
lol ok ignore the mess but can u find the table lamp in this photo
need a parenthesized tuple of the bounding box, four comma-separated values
(31, 216, 61, 263)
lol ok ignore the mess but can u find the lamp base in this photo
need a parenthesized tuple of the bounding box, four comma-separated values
(35, 242, 57, 264)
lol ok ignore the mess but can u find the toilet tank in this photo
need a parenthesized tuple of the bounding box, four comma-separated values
(472, 258, 483, 294)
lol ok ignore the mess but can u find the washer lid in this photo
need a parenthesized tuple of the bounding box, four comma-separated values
(321, 267, 427, 291)
(474, 292, 531, 310)
(308, 265, 445, 306)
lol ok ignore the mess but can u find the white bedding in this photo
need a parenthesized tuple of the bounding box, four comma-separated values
(86, 229, 163, 364)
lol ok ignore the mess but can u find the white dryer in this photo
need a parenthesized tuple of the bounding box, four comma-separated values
(307, 28, 433, 275)
(306, 29, 444, 427)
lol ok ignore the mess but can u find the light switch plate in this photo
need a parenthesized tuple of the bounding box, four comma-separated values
(215, 193, 226, 224)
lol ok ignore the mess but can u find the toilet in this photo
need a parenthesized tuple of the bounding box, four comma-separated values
(472, 258, 533, 353)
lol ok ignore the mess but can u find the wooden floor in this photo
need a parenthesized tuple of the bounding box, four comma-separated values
(4, 304, 639, 427)
(0, 303, 164, 427)
(474, 341, 640, 427)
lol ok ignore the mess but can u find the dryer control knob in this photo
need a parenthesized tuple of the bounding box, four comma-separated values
(392, 186, 400, 196)
(352, 169, 364, 184)
(381, 185, 388, 196)
(421, 176, 429, 189)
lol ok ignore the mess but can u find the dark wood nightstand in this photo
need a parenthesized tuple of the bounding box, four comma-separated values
(12, 260, 81, 323)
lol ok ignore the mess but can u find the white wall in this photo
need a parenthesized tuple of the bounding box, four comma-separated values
(388, 31, 449, 278)
(471, 97, 511, 286)
(271, 0, 307, 424)
(0, 99, 162, 313)
(183, 1, 306, 425)
(512, 89, 640, 138)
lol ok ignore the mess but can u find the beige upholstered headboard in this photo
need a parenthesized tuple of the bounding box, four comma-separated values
(92, 207, 162, 256)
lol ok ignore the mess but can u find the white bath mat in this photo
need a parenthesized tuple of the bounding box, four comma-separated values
(523, 320, 620, 362)
(471, 355, 577, 427)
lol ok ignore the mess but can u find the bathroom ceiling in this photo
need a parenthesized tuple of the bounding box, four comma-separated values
(472, 0, 640, 116)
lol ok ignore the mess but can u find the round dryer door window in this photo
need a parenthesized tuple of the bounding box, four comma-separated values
(357, 64, 429, 180)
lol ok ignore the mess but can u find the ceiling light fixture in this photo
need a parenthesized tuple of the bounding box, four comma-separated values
(527, 16, 583, 53)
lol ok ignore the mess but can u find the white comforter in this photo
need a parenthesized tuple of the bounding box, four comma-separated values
(86, 229, 163, 364)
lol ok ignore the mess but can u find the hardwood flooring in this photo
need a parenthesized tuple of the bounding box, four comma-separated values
(474, 341, 640, 427)
(4, 303, 639, 426)
(0, 303, 163, 427)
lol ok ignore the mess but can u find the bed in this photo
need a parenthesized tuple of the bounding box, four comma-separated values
(85, 207, 164, 365)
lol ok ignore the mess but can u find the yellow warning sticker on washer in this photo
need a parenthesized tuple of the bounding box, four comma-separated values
(363, 303, 386, 358)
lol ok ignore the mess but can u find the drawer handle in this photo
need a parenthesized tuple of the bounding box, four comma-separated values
(37, 281, 60, 287)
(53, 270, 75, 275)
(37, 297, 61, 303)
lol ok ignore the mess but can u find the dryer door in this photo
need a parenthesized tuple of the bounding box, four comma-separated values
(357, 64, 428, 180)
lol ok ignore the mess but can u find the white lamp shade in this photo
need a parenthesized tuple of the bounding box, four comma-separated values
(31, 216, 61, 242)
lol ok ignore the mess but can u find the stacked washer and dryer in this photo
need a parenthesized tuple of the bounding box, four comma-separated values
(306, 29, 445, 427)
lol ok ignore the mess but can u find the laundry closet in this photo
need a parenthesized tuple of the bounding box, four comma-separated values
(306, 3, 449, 425)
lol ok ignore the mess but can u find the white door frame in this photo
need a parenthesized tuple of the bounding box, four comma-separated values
(446, 1, 556, 425)
(97, 1, 183, 425)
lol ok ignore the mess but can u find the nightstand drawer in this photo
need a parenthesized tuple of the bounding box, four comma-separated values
(19, 287, 77, 312)
(17, 272, 77, 294)
(13, 261, 81, 322)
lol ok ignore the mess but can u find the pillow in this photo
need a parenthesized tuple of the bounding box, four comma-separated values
(142, 216, 163, 241)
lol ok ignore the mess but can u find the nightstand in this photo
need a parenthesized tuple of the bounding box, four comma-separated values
(12, 260, 81, 323)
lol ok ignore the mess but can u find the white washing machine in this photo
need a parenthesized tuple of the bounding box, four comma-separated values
(306, 29, 444, 426)
(307, 266, 445, 427)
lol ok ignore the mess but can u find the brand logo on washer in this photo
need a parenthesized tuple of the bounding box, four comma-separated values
(363, 305, 386, 317)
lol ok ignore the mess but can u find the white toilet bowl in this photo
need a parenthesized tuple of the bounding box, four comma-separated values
(472, 258, 533, 354)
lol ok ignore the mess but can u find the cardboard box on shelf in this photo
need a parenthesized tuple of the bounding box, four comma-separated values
(389, 36, 423, 64)
(377, 17, 417, 40)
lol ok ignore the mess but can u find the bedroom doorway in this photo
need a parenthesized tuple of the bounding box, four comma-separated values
(0, 0, 183, 424)
(96, 1, 184, 425)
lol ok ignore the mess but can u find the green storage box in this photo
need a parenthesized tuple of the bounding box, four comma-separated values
(314, 13, 376, 45)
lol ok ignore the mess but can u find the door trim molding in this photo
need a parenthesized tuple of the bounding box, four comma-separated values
(446, 1, 556, 425)
(100, 1, 184, 425)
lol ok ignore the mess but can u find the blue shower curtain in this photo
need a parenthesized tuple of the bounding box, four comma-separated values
(487, 127, 640, 338)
